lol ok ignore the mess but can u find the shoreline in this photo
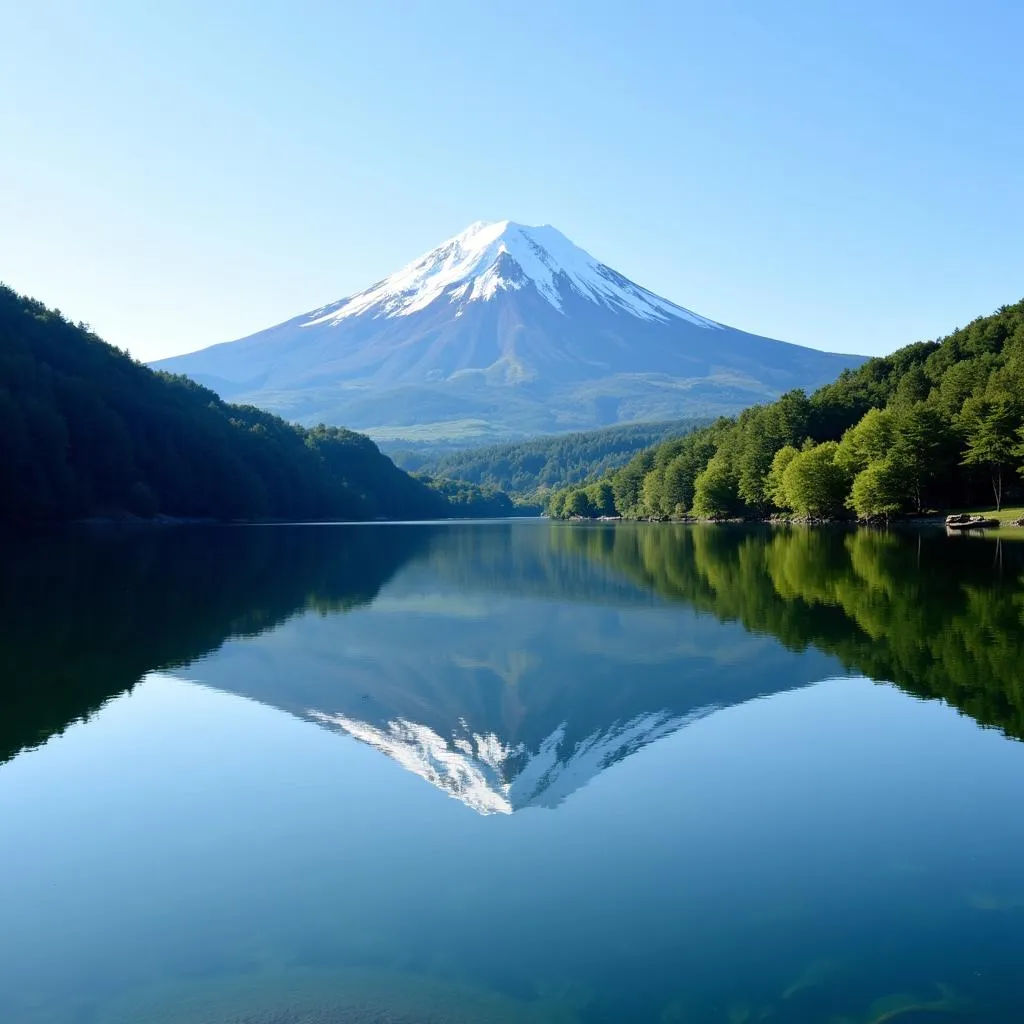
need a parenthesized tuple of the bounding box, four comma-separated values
(556, 513, 1024, 530)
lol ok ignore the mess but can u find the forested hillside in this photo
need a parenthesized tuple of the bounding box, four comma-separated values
(391, 419, 706, 500)
(418, 476, 527, 516)
(549, 300, 1024, 519)
(0, 286, 478, 524)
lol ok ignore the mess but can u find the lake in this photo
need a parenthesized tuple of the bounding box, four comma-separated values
(1, 521, 1023, 1023)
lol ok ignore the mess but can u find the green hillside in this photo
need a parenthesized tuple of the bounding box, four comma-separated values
(548, 300, 1024, 519)
(0, 286, 503, 524)
(390, 418, 707, 501)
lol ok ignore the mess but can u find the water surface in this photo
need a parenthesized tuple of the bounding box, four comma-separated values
(1, 522, 1023, 1023)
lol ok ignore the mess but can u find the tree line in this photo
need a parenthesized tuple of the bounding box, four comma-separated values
(390, 417, 707, 502)
(0, 285, 517, 524)
(547, 299, 1024, 519)
(417, 475, 527, 516)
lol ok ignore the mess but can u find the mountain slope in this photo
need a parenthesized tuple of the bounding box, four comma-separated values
(389, 417, 709, 498)
(0, 285, 449, 523)
(152, 221, 865, 440)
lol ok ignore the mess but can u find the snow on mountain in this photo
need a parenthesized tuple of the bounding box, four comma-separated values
(307, 705, 718, 815)
(303, 220, 723, 328)
(150, 220, 866, 439)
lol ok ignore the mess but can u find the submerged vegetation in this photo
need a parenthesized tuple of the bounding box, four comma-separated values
(98, 965, 586, 1024)
(98, 966, 977, 1024)
(547, 300, 1024, 520)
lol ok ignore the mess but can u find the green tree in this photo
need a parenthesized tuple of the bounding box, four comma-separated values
(691, 454, 737, 519)
(780, 442, 851, 518)
(959, 393, 1020, 510)
(586, 480, 617, 516)
(546, 490, 567, 518)
(564, 489, 595, 518)
(835, 407, 896, 475)
(847, 458, 906, 518)
(612, 449, 655, 516)
(736, 390, 811, 510)
(654, 429, 721, 514)
(662, 455, 692, 515)
(765, 445, 800, 511)
(891, 363, 931, 407)
(933, 358, 989, 419)
(890, 401, 951, 512)
(641, 466, 667, 517)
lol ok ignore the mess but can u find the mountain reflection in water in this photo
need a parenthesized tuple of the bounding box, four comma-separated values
(3, 520, 1024, 1024)
(3, 521, 1022, 804)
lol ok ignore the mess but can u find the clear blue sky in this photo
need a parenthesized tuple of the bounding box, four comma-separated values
(2, 0, 1022, 362)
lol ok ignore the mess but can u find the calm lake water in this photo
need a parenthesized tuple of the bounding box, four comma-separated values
(2, 521, 1024, 1023)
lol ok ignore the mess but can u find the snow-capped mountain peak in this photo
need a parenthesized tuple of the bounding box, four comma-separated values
(150, 219, 867, 439)
(304, 220, 723, 328)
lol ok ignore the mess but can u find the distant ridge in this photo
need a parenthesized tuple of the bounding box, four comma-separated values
(388, 418, 709, 498)
(152, 221, 865, 441)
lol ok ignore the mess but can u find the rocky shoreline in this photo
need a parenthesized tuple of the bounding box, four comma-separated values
(563, 512, 1024, 529)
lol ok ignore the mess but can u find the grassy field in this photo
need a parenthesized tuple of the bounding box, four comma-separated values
(940, 506, 1024, 541)
(955, 506, 1024, 523)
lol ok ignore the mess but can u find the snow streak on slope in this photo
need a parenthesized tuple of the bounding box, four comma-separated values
(304, 221, 724, 328)
(307, 705, 718, 815)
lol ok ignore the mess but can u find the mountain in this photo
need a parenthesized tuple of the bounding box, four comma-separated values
(151, 221, 866, 442)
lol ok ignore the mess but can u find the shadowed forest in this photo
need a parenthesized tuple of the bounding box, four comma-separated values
(0, 287, 513, 524)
